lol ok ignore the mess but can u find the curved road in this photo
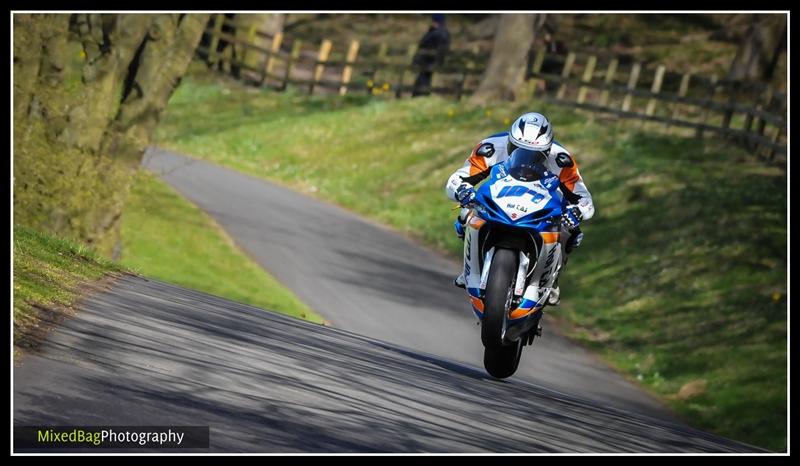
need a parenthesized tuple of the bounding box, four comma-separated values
(142, 148, 672, 421)
(14, 276, 760, 452)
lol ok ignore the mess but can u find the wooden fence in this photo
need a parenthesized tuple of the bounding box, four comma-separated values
(196, 14, 787, 161)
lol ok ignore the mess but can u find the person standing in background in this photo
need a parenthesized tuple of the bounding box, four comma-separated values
(412, 14, 451, 97)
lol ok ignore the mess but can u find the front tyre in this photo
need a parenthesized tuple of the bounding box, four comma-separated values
(481, 248, 517, 349)
(483, 339, 523, 379)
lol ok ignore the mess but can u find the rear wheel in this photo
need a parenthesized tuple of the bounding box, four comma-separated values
(481, 248, 517, 349)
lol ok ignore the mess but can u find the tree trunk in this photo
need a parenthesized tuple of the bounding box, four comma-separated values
(13, 13, 209, 257)
(470, 14, 539, 104)
(727, 14, 787, 83)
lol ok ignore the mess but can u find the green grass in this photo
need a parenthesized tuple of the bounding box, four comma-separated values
(155, 74, 786, 451)
(13, 224, 126, 355)
(120, 170, 325, 324)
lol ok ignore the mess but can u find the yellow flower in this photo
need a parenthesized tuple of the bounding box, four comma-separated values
(79, 50, 87, 60)
(372, 88, 382, 95)
(772, 292, 782, 302)
(382, 83, 390, 91)
(367, 80, 374, 88)
(485, 110, 493, 117)
(447, 109, 455, 117)
(503, 118, 511, 125)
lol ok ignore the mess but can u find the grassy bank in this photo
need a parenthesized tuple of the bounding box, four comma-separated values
(120, 171, 324, 324)
(155, 74, 786, 450)
(13, 225, 127, 357)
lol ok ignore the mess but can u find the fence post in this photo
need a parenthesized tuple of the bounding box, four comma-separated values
(645, 65, 666, 117)
(696, 74, 719, 139)
(339, 40, 360, 96)
(242, 21, 258, 70)
(396, 44, 417, 98)
(556, 52, 576, 100)
(769, 125, 783, 161)
(755, 86, 774, 138)
(721, 81, 738, 131)
(371, 42, 389, 89)
(463, 45, 481, 101)
(598, 58, 618, 107)
(208, 13, 225, 69)
(621, 62, 641, 112)
(752, 85, 775, 153)
(577, 55, 597, 104)
(746, 83, 766, 137)
(282, 39, 303, 91)
(668, 71, 692, 132)
(261, 32, 283, 85)
(526, 48, 546, 100)
(456, 48, 473, 101)
(310, 39, 332, 95)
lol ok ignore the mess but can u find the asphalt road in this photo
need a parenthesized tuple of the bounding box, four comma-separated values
(140, 148, 673, 421)
(13, 276, 761, 452)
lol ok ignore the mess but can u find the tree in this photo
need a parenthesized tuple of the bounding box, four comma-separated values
(727, 14, 787, 83)
(470, 14, 542, 104)
(14, 13, 209, 256)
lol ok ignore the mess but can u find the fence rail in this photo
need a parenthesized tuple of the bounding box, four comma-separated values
(198, 14, 787, 160)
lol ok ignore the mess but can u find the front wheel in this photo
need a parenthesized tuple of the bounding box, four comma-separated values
(481, 248, 518, 349)
(483, 339, 523, 379)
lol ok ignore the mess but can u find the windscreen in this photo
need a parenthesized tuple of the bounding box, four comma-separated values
(507, 148, 548, 182)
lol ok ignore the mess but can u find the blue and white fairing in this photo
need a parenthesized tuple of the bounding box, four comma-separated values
(464, 158, 565, 328)
(473, 162, 564, 229)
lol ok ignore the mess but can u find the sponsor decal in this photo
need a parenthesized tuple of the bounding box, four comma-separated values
(464, 233, 471, 276)
(497, 185, 546, 204)
(542, 174, 559, 190)
(538, 246, 558, 287)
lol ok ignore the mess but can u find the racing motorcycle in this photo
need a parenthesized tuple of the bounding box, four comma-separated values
(461, 148, 565, 379)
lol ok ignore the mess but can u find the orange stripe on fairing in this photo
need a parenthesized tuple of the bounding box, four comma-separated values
(510, 306, 541, 320)
(468, 142, 488, 176)
(541, 232, 560, 244)
(470, 297, 485, 312)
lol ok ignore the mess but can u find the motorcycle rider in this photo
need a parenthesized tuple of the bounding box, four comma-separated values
(445, 112, 595, 305)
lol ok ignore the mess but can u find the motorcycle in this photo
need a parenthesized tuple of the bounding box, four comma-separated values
(461, 148, 565, 379)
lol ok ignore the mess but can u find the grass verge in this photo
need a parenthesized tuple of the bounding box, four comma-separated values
(13, 224, 126, 359)
(120, 170, 325, 325)
(155, 73, 786, 451)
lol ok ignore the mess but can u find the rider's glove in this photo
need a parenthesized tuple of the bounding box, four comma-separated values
(455, 183, 476, 207)
(561, 204, 583, 229)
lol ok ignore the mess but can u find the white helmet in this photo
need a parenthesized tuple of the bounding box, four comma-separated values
(508, 112, 553, 153)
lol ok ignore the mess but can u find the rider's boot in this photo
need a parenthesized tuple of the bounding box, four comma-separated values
(547, 226, 583, 306)
(547, 278, 561, 306)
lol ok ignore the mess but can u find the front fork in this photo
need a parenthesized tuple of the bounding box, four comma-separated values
(463, 212, 563, 307)
(525, 235, 562, 305)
